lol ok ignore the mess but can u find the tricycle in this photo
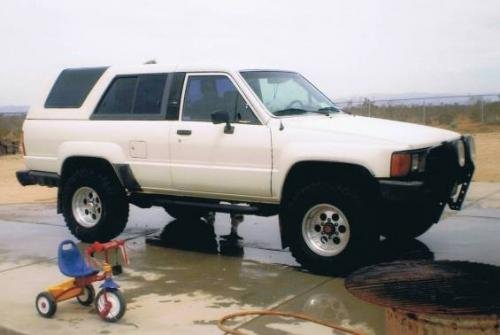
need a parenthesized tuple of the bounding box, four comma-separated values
(35, 239, 129, 322)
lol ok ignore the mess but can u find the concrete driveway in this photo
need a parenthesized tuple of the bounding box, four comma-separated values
(0, 182, 499, 335)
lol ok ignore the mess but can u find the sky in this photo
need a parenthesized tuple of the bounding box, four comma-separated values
(1, 0, 500, 105)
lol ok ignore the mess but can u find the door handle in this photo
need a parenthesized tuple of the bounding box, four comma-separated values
(177, 129, 192, 136)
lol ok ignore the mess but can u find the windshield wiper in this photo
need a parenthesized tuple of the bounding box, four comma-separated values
(273, 108, 310, 116)
(274, 108, 330, 116)
(317, 106, 340, 113)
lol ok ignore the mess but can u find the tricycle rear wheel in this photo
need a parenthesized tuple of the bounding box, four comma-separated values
(77, 284, 95, 306)
(36, 292, 57, 318)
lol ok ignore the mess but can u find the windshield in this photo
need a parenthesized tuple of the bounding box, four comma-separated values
(240, 71, 340, 116)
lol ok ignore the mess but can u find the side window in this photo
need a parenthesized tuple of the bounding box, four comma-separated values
(94, 74, 168, 118)
(133, 74, 167, 114)
(182, 75, 259, 124)
(95, 77, 137, 115)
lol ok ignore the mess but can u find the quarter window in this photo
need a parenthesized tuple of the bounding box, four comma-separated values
(182, 75, 259, 124)
(45, 67, 107, 108)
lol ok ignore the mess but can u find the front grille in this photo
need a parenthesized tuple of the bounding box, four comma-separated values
(424, 141, 461, 202)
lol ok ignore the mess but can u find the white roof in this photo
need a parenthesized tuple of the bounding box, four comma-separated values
(104, 64, 295, 75)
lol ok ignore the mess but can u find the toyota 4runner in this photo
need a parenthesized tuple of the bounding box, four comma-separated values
(17, 65, 475, 273)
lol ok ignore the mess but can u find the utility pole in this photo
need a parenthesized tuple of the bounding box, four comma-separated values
(422, 104, 426, 124)
(480, 99, 485, 123)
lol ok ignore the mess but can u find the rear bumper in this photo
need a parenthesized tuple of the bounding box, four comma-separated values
(16, 170, 60, 187)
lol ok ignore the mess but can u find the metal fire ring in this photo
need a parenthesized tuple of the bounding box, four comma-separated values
(345, 260, 500, 316)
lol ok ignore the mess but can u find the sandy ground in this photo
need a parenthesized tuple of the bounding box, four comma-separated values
(0, 155, 57, 204)
(0, 132, 499, 204)
(471, 132, 500, 182)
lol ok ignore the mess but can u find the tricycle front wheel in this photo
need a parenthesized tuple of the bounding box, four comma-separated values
(36, 292, 57, 318)
(95, 289, 126, 322)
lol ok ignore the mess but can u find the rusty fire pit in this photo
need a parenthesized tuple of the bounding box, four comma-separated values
(346, 260, 500, 334)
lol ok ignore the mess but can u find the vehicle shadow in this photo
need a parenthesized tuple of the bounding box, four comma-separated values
(145, 217, 434, 274)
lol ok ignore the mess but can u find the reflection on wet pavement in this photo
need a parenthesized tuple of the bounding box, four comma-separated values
(146, 217, 436, 272)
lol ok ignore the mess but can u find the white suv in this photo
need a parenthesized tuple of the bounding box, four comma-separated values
(17, 65, 475, 273)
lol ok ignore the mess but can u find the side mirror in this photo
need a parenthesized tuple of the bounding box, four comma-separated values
(211, 111, 234, 134)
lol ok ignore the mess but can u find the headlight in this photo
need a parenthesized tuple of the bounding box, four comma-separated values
(391, 150, 427, 177)
(456, 140, 465, 167)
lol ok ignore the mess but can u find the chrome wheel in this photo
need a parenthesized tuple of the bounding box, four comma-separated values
(72, 186, 102, 228)
(301, 203, 351, 257)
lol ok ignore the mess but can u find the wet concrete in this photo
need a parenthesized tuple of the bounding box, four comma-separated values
(0, 182, 498, 334)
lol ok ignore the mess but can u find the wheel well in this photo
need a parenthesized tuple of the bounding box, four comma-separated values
(281, 161, 378, 204)
(58, 156, 122, 213)
(279, 161, 379, 248)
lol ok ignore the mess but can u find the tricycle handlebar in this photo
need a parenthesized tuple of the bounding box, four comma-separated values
(85, 240, 129, 265)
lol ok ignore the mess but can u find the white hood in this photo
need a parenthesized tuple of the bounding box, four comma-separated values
(280, 113, 461, 149)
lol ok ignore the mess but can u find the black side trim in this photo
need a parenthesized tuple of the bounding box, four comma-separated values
(16, 170, 60, 187)
(129, 193, 279, 216)
(113, 164, 142, 191)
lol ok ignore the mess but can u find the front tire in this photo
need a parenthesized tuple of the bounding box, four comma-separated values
(62, 168, 129, 243)
(95, 289, 126, 322)
(380, 204, 437, 239)
(283, 182, 377, 275)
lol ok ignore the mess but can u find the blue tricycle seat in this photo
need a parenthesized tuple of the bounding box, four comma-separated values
(58, 240, 98, 278)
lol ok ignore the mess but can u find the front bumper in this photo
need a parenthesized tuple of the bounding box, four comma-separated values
(379, 136, 475, 212)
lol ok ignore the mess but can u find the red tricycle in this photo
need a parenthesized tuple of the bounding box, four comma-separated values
(35, 239, 129, 322)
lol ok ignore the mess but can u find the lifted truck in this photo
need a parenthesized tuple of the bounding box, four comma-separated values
(17, 65, 475, 273)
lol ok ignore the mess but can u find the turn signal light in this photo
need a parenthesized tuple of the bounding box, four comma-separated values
(390, 152, 411, 177)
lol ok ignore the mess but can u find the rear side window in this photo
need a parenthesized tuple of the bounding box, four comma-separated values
(95, 77, 137, 115)
(45, 67, 107, 108)
(93, 74, 168, 118)
(133, 75, 166, 114)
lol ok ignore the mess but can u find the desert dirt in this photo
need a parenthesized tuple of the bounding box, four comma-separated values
(0, 155, 57, 204)
(0, 132, 499, 204)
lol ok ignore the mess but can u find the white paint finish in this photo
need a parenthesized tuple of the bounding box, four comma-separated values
(22, 66, 465, 204)
(169, 121, 272, 197)
(129, 141, 147, 159)
(24, 119, 173, 189)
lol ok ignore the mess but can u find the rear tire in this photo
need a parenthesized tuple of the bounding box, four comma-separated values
(283, 182, 377, 275)
(77, 284, 95, 306)
(62, 168, 129, 243)
(36, 292, 57, 318)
